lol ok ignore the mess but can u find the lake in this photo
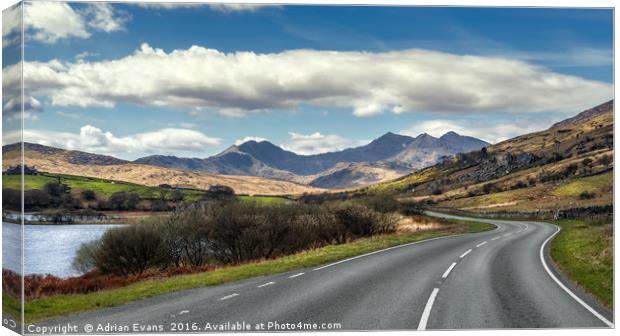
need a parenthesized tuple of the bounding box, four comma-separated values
(2, 222, 125, 278)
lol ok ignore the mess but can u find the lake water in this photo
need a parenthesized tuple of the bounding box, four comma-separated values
(2, 222, 124, 278)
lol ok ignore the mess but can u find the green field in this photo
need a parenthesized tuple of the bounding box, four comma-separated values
(550, 172, 612, 197)
(550, 218, 613, 307)
(9, 218, 494, 323)
(238, 195, 290, 205)
(2, 173, 288, 204)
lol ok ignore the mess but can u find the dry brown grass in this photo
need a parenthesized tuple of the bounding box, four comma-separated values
(4, 149, 323, 196)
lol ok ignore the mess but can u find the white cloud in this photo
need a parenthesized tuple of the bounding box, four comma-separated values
(6, 44, 611, 117)
(9, 125, 221, 159)
(21, 2, 128, 44)
(83, 3, 130, 33)
(135, 3, 276, 12)
(208, 3, 278, 13)
(3, 96, 42, 114)
(55, 111, 80, 119)
(2, 4, 21, 47)
(235, 136, 269, 145)
(401, 116, 559, 144)
(281, 132, 360, 155)
(24, 2, 90, 43)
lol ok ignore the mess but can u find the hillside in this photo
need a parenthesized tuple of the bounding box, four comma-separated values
(374, 100, 614, 215)
(2, 143, 322, 196)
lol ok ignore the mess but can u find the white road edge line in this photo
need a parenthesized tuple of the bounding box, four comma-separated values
(313, 233, 468, 271)
(442, 262, 457, 278)
(417, 288, 440, 330)
(459, 249, 472, 258)
(540, 225, 614, 328)
(476, 241, 487, 247)
(219, 293, 239, 301)
(289, 272, 305, 278)
(256, 282, 276, 288)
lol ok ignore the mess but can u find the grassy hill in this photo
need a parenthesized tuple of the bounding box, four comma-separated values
(2, 143, 322, 196)
(2, 173, 290, 212)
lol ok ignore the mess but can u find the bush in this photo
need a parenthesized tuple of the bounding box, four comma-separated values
(150, 199, 169, 212)
(93, 225, 169, 276)
(72, 240, 100, 274)
(598, 154, 612, 166)
(2, 188, 21, 211)
(155, 206, 213, 267)
(43, 182, 70, 197)
(108, 191, 141, 210)
(60, 194, 80, 210)
(79, 198, 400, 276)
(81, 189, 97, 201)
(400, 201, 423, 216)
(24, 189, 51, 210)
(207, 185, 235, 198)
(562, 164, 579, 177)
(578, 191, 596, 200)
(359, 192, 400, 213)
(510, 181, 528, 190)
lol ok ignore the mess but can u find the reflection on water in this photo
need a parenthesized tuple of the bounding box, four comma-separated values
(2, 222, 124, 278)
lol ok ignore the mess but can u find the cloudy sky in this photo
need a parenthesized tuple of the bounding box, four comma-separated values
(2, 2, 613, 159)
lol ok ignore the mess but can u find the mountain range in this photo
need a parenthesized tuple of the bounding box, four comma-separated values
(135, 131, 489, 188)
(2, 100, 611, 194)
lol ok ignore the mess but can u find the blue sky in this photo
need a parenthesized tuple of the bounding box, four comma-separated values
(2, 2, 613, 159)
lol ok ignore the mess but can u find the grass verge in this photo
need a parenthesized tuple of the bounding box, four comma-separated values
(12, 218, 493, 323)
(550, 218, 613, 307)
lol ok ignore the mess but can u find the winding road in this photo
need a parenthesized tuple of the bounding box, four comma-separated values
(36, 212, 613, 332)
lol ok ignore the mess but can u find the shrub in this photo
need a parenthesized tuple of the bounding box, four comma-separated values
(400, 201, 423, 216)
(359, 192, 400, 213)
(155, 206, 213, 267)
(578, 191, 596, 200)
(79, 198, 400, 276)
(207, 185, 235, 198)
(93, 225, 169, 276)
(72, 240, 101, 274)
(150, 199, 169, 212)
(24, 189, 51, 210)
(81, 189, 97, 201)
(510, 181, 528, 190)
(598, 154, 612, 166)
(562, 163, 579, 177)
(60, 194, 80, 210)
(2, 188, 21, 211)
(108, 191, 141, 210)
(43, 182, 70, 197)
(431, 187, 443, 195)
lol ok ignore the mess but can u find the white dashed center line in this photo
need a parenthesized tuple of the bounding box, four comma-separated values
(491, 236, 500, 241)
(289, 272, 305, 278)
(442, 262, 457, 279)
(256, 282, 276, 288)
(459, 249, 472, 258)
(417, 288, 440, 330)
(219, 293, 239, 301)
(476, 241, 487, 247)
(504, 233, 513, 237)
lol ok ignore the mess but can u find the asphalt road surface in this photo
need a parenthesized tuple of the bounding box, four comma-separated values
(34, 212, 613, 332)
